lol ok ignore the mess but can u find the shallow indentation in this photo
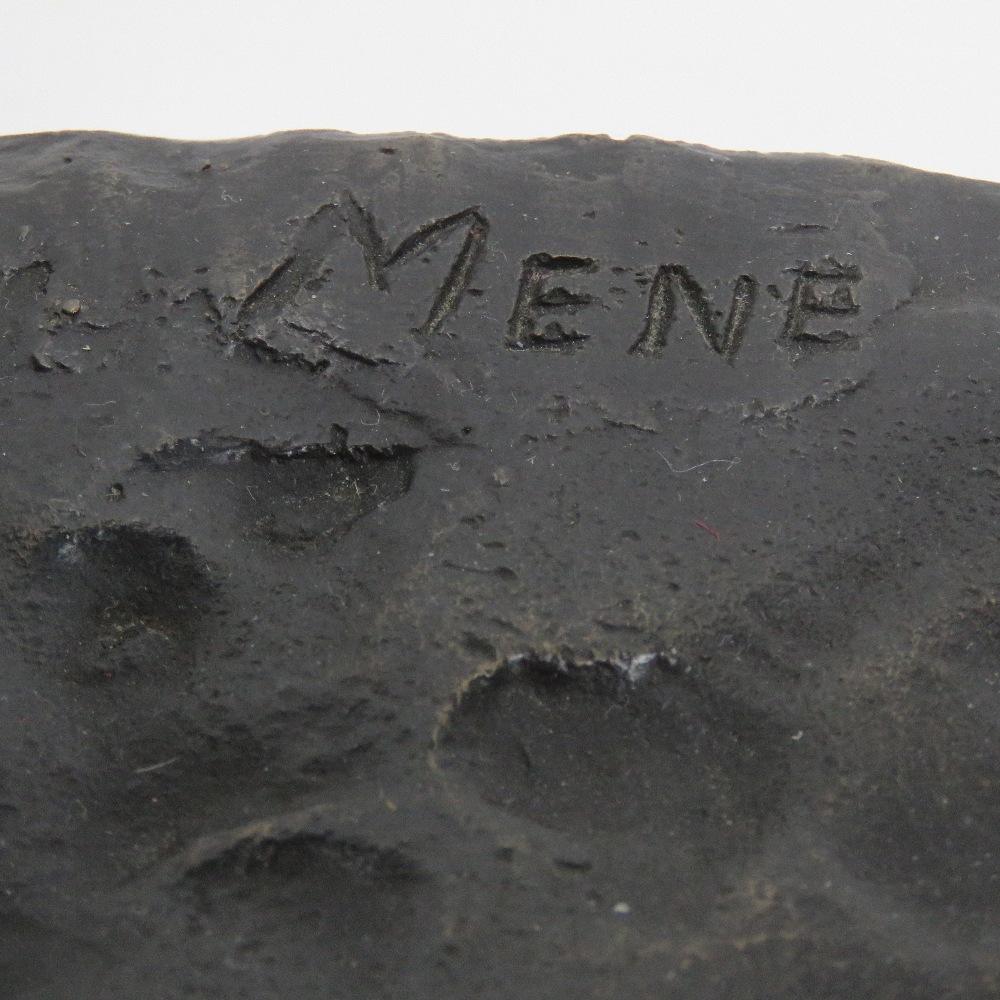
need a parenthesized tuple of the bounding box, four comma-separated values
(24, 523, 214, 684)
(188, 831, 419, 895)
(176, 827, 429, 994)
(834, 603, 1000, 921)
(435, 654, 792, 857)
(142, 438, 416, 549)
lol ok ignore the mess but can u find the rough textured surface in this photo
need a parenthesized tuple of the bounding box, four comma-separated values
(1, 130, 999, 998)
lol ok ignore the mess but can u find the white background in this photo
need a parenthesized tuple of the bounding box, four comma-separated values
(0, 0, 998, 183)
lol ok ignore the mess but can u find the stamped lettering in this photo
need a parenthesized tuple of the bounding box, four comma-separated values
(339, 192, 490, 335)
(782, 257, 862, 347)
(629, 264, 757, 361)
(506, 254, 599, 351)
(14, 193, 870, 383)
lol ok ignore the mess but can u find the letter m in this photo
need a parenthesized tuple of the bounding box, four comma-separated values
(339, 191, 490, 335)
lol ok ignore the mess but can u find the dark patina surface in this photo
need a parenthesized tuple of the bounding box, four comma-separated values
(1, 130, 998, 997)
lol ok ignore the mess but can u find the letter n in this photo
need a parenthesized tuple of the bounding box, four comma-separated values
(629, 264, 757, 361)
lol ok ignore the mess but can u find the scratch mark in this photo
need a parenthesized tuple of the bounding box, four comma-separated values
(658, 452, 739, 474)
(134, 756, 180, 774)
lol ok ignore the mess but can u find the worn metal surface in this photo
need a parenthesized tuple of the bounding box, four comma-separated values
(1, 131, 998, 998)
